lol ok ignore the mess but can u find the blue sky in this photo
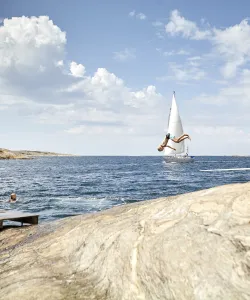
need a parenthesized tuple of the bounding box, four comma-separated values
(1, 0, 250, 155)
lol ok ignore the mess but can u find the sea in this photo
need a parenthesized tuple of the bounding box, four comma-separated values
(1, 156, 250, 223)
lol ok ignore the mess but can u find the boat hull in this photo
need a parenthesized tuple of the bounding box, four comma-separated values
(163, 155, 194, 163)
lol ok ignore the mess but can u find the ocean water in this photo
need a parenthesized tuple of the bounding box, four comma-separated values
(1, 156, 250, 222)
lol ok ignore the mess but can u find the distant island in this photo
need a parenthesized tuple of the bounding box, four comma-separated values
(0, 148, 75, 159)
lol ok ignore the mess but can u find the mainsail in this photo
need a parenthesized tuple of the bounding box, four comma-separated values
(164, 92, 185, 156)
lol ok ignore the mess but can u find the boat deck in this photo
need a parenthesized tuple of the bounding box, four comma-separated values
(0, 210, 39, 229)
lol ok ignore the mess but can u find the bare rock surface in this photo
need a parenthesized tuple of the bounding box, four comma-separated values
(0, 182, 250, 300)
(0, 148, 29, 159)
(0, 148, 75, 159)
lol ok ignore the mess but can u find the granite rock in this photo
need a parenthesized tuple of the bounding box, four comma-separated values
(0, 182, 249, 299)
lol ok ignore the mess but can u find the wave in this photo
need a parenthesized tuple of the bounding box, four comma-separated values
(200, 168, 250, 172)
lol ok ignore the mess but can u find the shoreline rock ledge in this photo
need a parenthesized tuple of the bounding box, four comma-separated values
(0, 182, 250, 300)
(0, 148, 76, 159)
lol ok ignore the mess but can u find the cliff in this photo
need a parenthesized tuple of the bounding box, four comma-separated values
(0, 182, 249, 299)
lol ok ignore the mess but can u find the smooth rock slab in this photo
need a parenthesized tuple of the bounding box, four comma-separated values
(0, 182, 250, 300)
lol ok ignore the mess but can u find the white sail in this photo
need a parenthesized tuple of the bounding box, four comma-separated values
(164, 92, 185, 156)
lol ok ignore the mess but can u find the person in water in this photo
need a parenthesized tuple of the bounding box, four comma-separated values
(157, 133, 191, 152)
(8, 193, 17, 203)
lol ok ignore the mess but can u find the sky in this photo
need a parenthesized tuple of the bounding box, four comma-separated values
(1, 0, 250, 155)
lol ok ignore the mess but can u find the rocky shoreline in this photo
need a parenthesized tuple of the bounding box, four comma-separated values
(0, 148, 75, 159)
(0, 182, 249, 299)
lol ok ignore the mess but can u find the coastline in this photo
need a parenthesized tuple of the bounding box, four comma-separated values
(0, 148, 76, 160)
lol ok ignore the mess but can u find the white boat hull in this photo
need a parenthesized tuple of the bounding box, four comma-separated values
(163, 155, 194, 163)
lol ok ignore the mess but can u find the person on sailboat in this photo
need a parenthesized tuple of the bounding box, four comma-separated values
(157, 133, 191, 152)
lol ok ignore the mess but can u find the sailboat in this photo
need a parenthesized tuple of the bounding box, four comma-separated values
(163, 92, 194, 163)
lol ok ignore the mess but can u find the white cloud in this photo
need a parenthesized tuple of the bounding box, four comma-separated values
(129, 85, 162, 108)
(156, 32, 165, 39)
(66, 125, 108, 135)
(192, 126, 250, 146)
(186, 124, 250, 155)
(177, 50, 190, 55)
(56, 60, 64, 67)
(128, 11, 135, 17)
(165, 10, 211, 40)
(0, 15, 166, 144)
(157, 62, 206, 82)
(128, 11, 147, 20)
(194, 69, 250, 106)
(65, 125, 87, 135)
(39, 65, 46, 72)
(162, 49, 190, 56)
(152, 21, 164, 27)
(2, 14, 249, 155)
(165, 10, 250, 79)
(65, 125, 138, 136)
(171, 63, 206, 81)
(212, 19, 250, 78)
(153, 21, 166, 39)
(0, 15, 71, 102)
(193, 126, 245, 137)
(187, 56, 201, 61)
(113, 48, 136, 62)
(215, 80, 228, 85)
(186, 56, 202, 67)
(0, 16, 66, 72)
(70, 61, 85, 77)
(187, 58, 201, 67)
(64, 68, 164, 114)
(136, 13, 147, 20)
